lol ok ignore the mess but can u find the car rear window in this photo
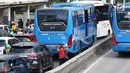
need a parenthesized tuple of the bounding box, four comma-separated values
(0, 40, 5, 47)
(15, 36, 30, 42)
(0, 60, 5, 70)
(12, 46, 33, 53)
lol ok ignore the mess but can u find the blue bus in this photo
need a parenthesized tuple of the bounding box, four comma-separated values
(112, 2, 130, 54)
(34, 3, 97, 56)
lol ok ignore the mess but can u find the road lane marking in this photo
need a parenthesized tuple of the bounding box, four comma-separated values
(82, 50, 112, 73)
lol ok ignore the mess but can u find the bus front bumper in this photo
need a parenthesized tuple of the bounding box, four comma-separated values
(113, 43, 130, 52)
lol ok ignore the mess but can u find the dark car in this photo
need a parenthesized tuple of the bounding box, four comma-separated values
(15, 34, 37, 42)
(0, 55, 32, 73)
(11, 42, 53, 73)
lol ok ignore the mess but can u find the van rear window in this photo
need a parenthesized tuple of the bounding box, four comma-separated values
(12, 46, 33, 53)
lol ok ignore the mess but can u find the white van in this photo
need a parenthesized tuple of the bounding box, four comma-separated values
(0, 37, 20, 54)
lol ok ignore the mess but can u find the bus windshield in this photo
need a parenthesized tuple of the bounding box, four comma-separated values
(37, 9, 68, 31)
(117, 7, 130, 30)
(96, 5, 109, 21)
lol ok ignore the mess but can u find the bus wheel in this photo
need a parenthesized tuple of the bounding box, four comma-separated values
(77, 42, 82, 55)
(90, 36, 94, 46)
(118, 52, 125, 56)
(67, 52, 74, 59)
(107, 30, 110, 36)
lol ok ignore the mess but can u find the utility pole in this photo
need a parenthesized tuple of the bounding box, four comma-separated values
(67, 0, 70, 2)
(101, 0, 106, 3)
(110, 0, 114, 4)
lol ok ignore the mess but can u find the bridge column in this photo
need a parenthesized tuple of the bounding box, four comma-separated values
(8, 7, 11, 24)
(27, 5, 30, 19)
(3, 7, 11, 25)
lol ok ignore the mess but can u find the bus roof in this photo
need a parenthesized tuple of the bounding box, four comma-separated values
(51, 3, 94, 8)
(37, 6, 92, 11)
(71, 1, 104, 6)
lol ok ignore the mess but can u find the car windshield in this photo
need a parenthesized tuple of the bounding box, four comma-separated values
(0, 40, 5, 47)
(0, 60, 5, 70)
(12, 46, 33, 53)
(15, 36, 30, 42)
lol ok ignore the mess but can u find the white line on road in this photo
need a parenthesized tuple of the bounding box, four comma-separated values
(82, 50, 112, 73)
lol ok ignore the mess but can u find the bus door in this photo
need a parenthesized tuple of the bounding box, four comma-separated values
(73, 10, 86, 44)
(86, 8, 95, 43)
(108, 4, 114, 25)
(73, 11, 79, 37)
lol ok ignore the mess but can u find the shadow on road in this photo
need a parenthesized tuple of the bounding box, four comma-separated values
(118, 52, 130, 58)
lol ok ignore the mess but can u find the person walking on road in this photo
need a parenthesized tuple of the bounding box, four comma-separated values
(26, 19, 30, 27)
(11, 21, 17, 33)
(57, 45, 66, 65)
(18, 19, 23, 29)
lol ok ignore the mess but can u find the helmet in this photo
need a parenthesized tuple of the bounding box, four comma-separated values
(5, 44, 11, 49)
(11, 21, 15, 24)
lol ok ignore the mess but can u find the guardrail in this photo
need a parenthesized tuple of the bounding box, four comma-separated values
(46, 35, 112, 73)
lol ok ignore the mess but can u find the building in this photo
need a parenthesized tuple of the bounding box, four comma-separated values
(0, 0, 48, 28)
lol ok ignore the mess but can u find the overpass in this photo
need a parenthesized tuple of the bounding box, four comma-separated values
(0, 0, 48, 26)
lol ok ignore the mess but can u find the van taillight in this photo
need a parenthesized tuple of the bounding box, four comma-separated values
(68, 34, 72, 48)
(112, 34, 117, 45)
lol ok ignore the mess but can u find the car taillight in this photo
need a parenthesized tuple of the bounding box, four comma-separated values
(28, 53, 38, 57)
(112, 34, 117, 46)
(0, 65, 8, 73)
(3, 64, 8, 73)
(68, 34, 72, 48)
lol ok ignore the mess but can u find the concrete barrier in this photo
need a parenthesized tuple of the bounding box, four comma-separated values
(46, 35, 112, 73)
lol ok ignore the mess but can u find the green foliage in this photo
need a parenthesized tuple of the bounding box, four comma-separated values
(106, 0, 110, 2)
(48, 0, 61, 4)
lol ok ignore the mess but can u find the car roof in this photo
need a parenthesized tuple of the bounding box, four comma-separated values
(12, 42, 44, 47)
(0, 54, 19, 61)
(16, 34, 34, 37)
(0, 25, 9, 27)
(0, 37, 18, 40)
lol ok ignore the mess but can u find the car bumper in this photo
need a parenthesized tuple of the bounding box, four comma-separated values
(113, 43, 130, 52)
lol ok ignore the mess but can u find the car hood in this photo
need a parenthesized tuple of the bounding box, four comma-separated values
(11, 53, 29, 57)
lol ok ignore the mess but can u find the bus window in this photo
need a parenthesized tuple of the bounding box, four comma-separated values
(37, 9, 68, 31)
(85, 10, 88, 23)
(88, 8, 91, 21)
(96, 6, 109, 21)
(73, 11, 78, 27)
(117, 7, 130, 30)
(77, 10, 85, 25)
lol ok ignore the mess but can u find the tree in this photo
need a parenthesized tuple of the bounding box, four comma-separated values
(48, 0, 61, 4)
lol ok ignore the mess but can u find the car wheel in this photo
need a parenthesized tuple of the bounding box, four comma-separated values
(107, 30, 110, 36)
(39, 63, 43, 73)
(49, 57, 54, 69)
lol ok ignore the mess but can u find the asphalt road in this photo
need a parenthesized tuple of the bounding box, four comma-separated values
(81, 50, 130, 73)
(43, 36, 110, 73)
(52, 36, 107, 69)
